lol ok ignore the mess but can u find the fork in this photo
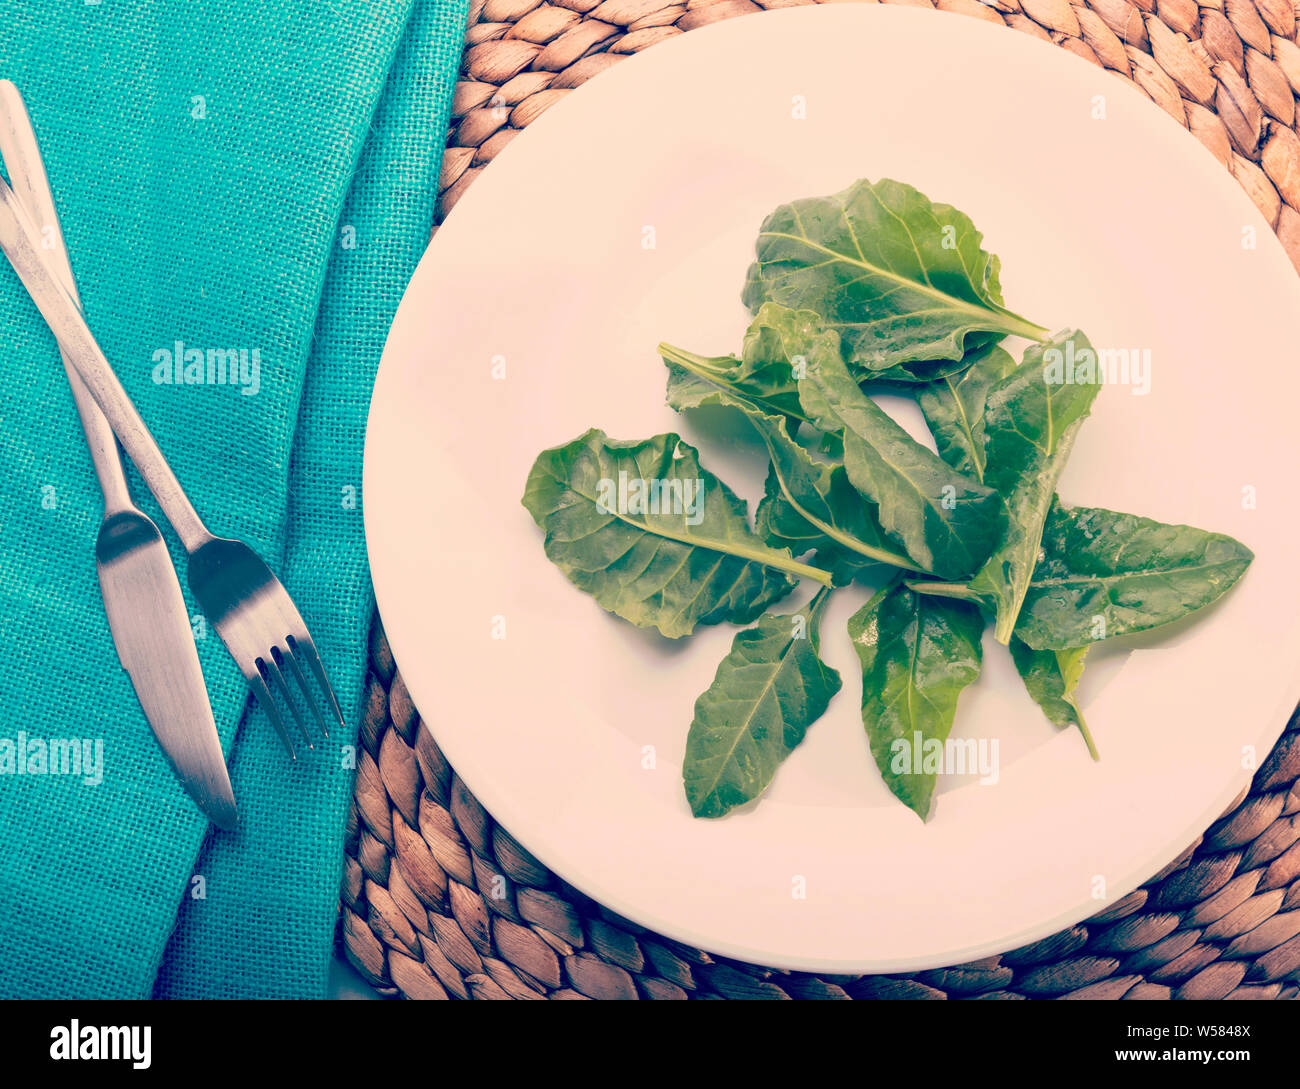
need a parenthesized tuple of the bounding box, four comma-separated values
(0, 173, 343, 756)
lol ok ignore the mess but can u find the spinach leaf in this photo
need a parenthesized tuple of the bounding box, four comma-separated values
(864, 349, 994, 386)
(847, 579, 984, 820)
(753, 464, 873, 588)
(797, 333, 1005, 580)
(1009, 639, 1097, 759)
(742, 177, 1047, 375)
(660, 310, 918, 580)
(749, 411, 921, 575)
(1013, 502, 1254, 650)
(659, 303, 822, 426)
(522, 170, 1258, 827)
(683, 588, 842, 818)
(917, 343, 1017, 482)
(969, 331, 1103, 643)
(522, 429, 831, 639)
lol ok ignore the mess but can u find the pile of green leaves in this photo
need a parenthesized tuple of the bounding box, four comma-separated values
(522, 178, 1253, 821)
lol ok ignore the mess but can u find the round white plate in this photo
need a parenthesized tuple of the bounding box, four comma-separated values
(365, 6, 1300, 972)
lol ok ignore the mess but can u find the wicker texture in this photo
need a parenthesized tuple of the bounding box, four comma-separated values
(340, 0, 1300, 998)
(342, 625, 1300, 999)
(439, 0, 1300, 273)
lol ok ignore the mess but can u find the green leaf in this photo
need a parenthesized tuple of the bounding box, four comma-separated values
(864, 348, 994, 386)
(847, 579, 984, 820)
(659, 310, 916, 579)
(754, 465, 872, 588)
(522, 429, 831, 639)
(659, 303, 823, 425)
(917, 343, 1017, 482)
(683, 588, 843, 818)
(1009, 639, 1097, 760)
(797, 332, 1006, 580)
(749, 411, 921, 574)
(741, 177, 1047, 375)
(1013, 502, 1254, 650)
(969, 331, 1103, 643)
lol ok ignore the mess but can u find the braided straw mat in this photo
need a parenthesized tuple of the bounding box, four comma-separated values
(339, 0, 1300, 1000)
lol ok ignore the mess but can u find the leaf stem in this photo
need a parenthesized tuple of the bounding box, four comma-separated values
(657, 341, 728, 375)
(620, 520, 835, 588)
(999, 311, 1051, 344)
(780, 556, 835, 588)
(905, 580, 984, 603)
(568, 474, 834, 588)
(659, 341, 813, 428)
(1070, 699, 1100, 761)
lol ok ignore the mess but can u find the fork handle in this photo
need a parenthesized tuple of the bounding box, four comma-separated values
(0, 82, 134, 515)
(0, 175, 211, 552)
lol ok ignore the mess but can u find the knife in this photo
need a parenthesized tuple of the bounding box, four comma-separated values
(0, 81, 237, 830)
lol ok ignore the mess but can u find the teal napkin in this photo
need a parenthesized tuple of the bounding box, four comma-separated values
(0, 0, 467, 997)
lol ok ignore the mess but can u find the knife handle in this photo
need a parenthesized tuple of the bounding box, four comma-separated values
(0, 82, 134, 515)
(0, 175, 212, 553)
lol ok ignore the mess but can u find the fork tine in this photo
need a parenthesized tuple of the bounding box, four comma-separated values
(261, 654, 312, 749)
(249, 672, 296, 759)
(282, 644, 328, 740)
(288, 633, 344, 736)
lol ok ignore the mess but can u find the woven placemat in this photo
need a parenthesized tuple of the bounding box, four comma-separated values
(338, 0, 1300, 999)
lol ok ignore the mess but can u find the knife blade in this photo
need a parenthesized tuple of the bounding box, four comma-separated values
(0, 81, 237, 830)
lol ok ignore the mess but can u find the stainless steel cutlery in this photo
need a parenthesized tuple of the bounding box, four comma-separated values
(0, 83, 239, 829)
(0, 81, 343, 824)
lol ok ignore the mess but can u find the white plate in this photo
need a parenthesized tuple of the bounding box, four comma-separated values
(365, 6, 1300, 972)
